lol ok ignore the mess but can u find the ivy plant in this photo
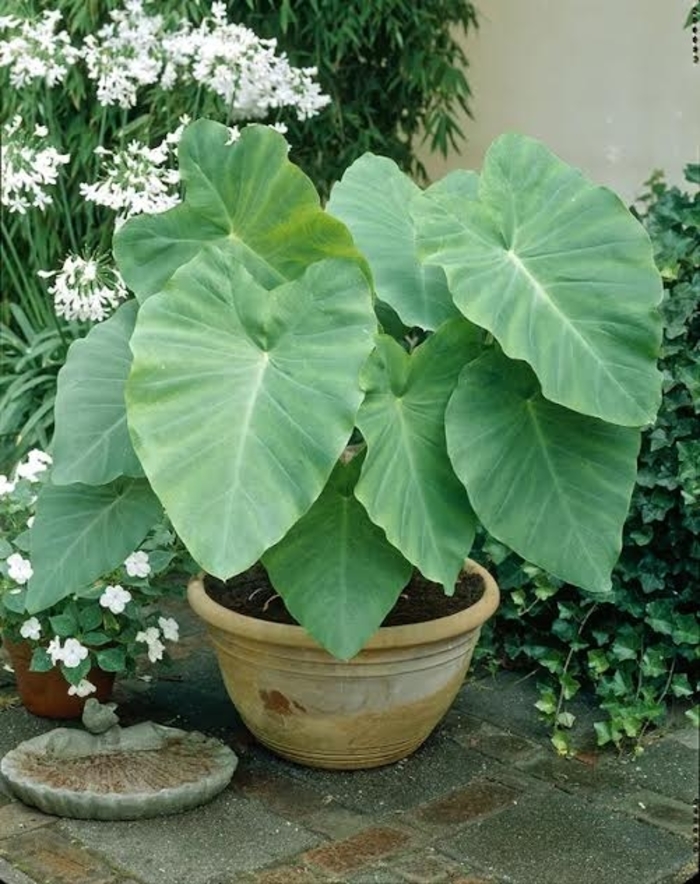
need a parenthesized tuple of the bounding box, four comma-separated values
(25, 119, 663, 661)
(475, 162, 700, 753)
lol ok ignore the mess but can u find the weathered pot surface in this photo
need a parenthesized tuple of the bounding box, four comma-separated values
(3, 638, 115, 720)
(187, 559, 499, 769)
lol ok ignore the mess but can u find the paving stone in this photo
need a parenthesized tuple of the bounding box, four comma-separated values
(303, 827, 412, 876)
(303, 805, 371, 840)
(666, 725, 699, 752)
(235, 767, 332, 820)
(385, 846, 460, 883)
(0, 826, 125, 884)
(247, 864, 326, 883)
(450, 721, 541, 766)
(603, 789, 696, 840)
(437, 788, 694, 884)
(0, 856, 37, 884)
(0, 801, 57, 838)
(59, 786, 321, 884)
(409, 779, 520, 830)
(514, 750, 629, 797)
(621, 739, 699, 804)
(272, 732, 496, 815)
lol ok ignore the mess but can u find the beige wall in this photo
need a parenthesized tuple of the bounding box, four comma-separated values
(420, 0, 700, 204)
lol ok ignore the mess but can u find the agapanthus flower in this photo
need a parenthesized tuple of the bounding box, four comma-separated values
(0, 10, 80, 88)
(136, 626, 165, 663)
(100, 584, 132, 614)
(38, 252, 128, 323)
(81, 0, 165, 108)
(164, 4, 330, 122)
(158, 616, 179, 642)
(80, 122, 186, 226)
(14, 448, 52, 483)
(68, 679, 97, 698)
(61, 638, 89, 668)
(124, 551, 151, 579)
(6, 553, 32, 585)
(1, 116, 70, 214)
(19, 617, 41, 641)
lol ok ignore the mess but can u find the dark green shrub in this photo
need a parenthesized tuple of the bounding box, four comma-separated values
(475, 163, 700, 754)
(227, 0, 478, 197)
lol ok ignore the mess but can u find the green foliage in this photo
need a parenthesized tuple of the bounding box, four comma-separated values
(475, 164, 700, 753)
(230, 0, 478, 196)
(29, 120, 664, 660)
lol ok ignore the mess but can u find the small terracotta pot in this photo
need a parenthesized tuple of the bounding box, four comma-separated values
(187, 559, 499, 770)
(3, 639, 115, 719)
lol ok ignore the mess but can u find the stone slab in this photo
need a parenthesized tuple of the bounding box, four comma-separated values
(0, 801, 56, 838)
(437, 788, 694, 884)
(0, 856, 38, 884)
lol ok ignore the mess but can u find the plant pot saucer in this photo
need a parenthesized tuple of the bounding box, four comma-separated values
(0, 721, 238, 820)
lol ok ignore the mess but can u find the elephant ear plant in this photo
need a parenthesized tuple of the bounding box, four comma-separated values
(25, 119, 664, 660)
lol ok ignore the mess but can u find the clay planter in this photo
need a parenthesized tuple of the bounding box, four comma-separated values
(3, 639, 115, 719)
(187, 559, 499, 770)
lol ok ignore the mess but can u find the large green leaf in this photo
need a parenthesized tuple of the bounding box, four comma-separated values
(446, 349, 642, 592)
(415, 133, 663, 426)
(327, 153, 461, 330)
(126, 247, 377, 580)
(355, 319, 481, 589)
(51, 300, 142, 486)
(263, 457, 412, 659)
(26, 479, 162, 612)
(114, 121, 361, 301)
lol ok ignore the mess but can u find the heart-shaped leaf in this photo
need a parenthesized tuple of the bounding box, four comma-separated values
(415, 133, 663, 426)
(327, 153, 461, 330)
(446, 348, 642, 592)
(355, 318, 482, 588)
(114, 121, 362, 301)
(126, 246, 377, 579)
(263, 456, 412, 659)
(51, 300, 142, 486)
(26, 479, 162, 612)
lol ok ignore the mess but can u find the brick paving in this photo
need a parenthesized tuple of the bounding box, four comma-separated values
(0, 601, 697, 884)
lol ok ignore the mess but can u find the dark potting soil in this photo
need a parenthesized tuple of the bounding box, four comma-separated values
(204, 563, 485, 627)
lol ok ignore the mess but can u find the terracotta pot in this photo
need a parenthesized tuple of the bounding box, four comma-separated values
(187, 559, 499, 770)
(3, 639, 115, 719)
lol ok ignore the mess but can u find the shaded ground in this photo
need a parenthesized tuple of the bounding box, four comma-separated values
(0, 600, 697, 884)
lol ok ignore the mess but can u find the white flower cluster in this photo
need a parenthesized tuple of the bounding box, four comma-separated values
(164, 2, 330, 121)
(80, 122, 186, 227)
(82, 0, 165, 109)
(38, 253, 128, 323)
(2, 0, 331, 119)
(136, 616, 179, 663)
(0, 449, 52, 499)
(0, 116, 70, 214)
(7, 553, 33, 585)
(0, 10, 80, 87)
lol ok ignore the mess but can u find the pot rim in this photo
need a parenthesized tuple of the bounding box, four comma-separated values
(187, 558, 499, 652)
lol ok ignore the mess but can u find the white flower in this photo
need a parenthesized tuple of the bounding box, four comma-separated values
(0, 474, 15, 496)
(80, 126, 184, 226)
(39, 252, 127, 323)
(14, 448, 52, 483)
(6, 553, 32, 585)
(47, 636, 63, 664)
(136, 626, 165, 663)
(0, 10, 80, 88)
(61, 638, 89, 668)
(99, 584, 132, 614)
(67, 679, 96, 698)
(26, 515, 34, 528)
(19, 617, 41, 641)
(0, 116, 70, 214)
(158, 616, 179, 642)
(124, 550, 151, 578)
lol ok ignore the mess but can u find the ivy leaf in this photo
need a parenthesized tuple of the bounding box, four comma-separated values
(670, 673, 693, 698)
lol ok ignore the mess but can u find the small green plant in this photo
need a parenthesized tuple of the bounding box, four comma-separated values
(475, 163, 700, 754)
(23, 118, 665, 664)
(0, 450, 185, 693)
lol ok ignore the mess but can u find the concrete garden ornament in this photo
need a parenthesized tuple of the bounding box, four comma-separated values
(24, 120, 663, 765)
(0, 699, 237, 819)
